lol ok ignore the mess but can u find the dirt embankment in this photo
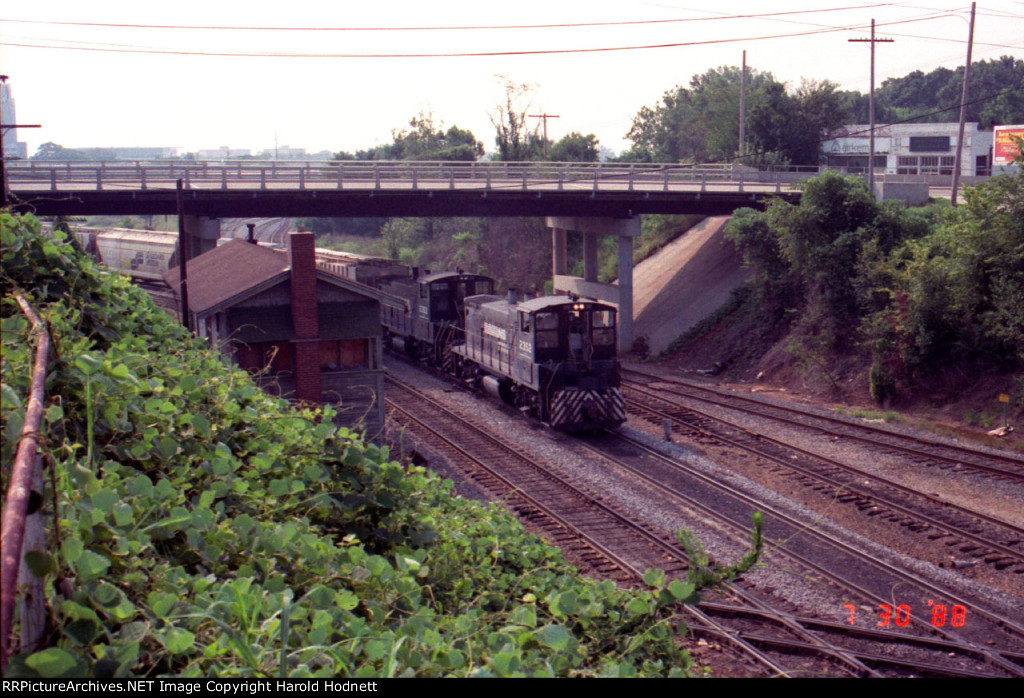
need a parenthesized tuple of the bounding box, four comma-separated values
(632, 216, 748, 356)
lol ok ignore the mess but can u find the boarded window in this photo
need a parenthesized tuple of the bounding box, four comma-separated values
(342, 339, 369, 368)
(237, 341, 292, 373)
(236, 343, 263, 371)
(320, 340, 341, 370)
(267, 342, 293, 372)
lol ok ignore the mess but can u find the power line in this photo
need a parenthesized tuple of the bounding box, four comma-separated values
(0, 14, 962, 59)
(0, 5, 897, 33)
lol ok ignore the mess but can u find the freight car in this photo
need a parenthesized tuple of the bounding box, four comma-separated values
(452, 292, 625, 431)
(95, 229, 181, 282)
(73, 228, 181, 282)
(313, 248, 411, 288)
(378, 270, 496, 369)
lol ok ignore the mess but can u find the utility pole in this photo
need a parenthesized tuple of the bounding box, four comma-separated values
(849, 20, 893, 195)
(528, 113, 560, 158)
(951, 2, 976, 205)
(176, 179, 192, 332)
(739, 51, 747, 164)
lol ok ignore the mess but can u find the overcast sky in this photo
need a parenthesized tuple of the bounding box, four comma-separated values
(2, 1, 1022, 158)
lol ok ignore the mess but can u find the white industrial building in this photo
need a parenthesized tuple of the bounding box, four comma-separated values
(821, 122, 994, 177)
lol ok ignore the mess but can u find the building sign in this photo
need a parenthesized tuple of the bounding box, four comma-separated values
(909, 136, 951, 153)
(826, 137, 891, 154)
(993, 125, 1024, 165)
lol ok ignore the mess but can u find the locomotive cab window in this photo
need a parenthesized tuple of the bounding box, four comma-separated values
(535, 312, 559, 349)
(591, 309, 616, 347)
(430, 282, 452, 314)
(521, 312, 532, 333)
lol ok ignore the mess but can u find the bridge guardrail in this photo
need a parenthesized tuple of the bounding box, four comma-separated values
(6, 160, 911, 195)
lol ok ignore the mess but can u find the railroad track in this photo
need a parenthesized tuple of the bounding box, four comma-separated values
(383, 371, 1024, 677)
(623, 379, 1024, 579)
(623, 368, 1024, 480)
(576, 430, 1024, 677)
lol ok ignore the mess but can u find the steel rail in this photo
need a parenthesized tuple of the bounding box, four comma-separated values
(623, 383, 1024, 565)
(385, 379, 804, 677)
(622, 368, 1024, 478)
(384, 376, 875, 677)
(598, 421, 1024, 676)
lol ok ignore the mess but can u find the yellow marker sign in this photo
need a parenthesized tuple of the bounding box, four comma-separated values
(999, 394, 1011, 403)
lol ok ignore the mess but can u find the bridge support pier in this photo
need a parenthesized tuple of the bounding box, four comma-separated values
(552, 227, 567, 278)
(183, 216, 221, 257)
(546, 216, 640, 354)
(583, 232, 598, 283)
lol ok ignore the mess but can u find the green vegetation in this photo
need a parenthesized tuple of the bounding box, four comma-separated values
(335, 112, 484, 162)
(722, 163, 1024, 405)
(623, 67, 848, 165)
(867, 56, 1024, 129)
(835, 407, 904, 424)
(622, 58, 1024, 166)
(1, 213, 761, 677)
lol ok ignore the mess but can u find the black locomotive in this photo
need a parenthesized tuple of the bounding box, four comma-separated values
(322, 251, 624, 431)
(379, 270, 495, 371)
(452, 292, 625, 431)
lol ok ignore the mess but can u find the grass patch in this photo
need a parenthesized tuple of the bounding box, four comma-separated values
(836, 407, 904, 423)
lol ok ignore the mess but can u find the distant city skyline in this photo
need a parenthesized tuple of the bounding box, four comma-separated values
(1, 82, 29, 158)
(2, 1, 1022, 159)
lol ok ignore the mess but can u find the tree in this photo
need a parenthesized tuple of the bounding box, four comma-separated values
(873, 56, 1024, 128)
(358, 112, 483, 162)
(744, 79, 848, 166)
(549, 132, 600, 162)
(625, 66, 783, 163)
(31, 142, 87, 161)
(896, 152, 1024, 370)
(489, 76, 544, 161)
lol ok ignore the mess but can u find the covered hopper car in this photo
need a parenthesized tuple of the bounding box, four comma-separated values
(74, 228, 180, 282)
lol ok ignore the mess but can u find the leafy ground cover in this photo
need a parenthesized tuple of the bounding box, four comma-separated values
(2, 212, 745, 678)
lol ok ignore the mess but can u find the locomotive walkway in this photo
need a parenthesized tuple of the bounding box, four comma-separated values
(7, 160, 804, 217)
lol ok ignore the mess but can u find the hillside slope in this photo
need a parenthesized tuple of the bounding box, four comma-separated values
(632, 216, 748, 355)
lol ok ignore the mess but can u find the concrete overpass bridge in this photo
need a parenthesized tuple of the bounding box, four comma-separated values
(5, 159, 805, 218)
(4, 159, 817, 351)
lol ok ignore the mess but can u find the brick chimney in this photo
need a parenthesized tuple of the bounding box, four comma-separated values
(288, 232, 320, 402)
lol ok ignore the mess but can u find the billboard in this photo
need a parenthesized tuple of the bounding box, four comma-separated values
(993, 125, 1024, 166)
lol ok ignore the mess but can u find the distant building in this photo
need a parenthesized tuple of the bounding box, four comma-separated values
(252, 146, 335, 161)
(71, 146, 180, 160)
(1, 83, 29, 160)
(164, 232, 387, 437)
(195, 146, 253, 160)
(822, 123, 994, 177)
(255, 145, 307, 160)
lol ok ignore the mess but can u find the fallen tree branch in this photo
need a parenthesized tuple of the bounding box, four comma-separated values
(1, 294, 51, 671)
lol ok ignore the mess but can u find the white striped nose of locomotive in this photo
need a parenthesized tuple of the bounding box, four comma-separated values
(550, 388, 626, 429)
